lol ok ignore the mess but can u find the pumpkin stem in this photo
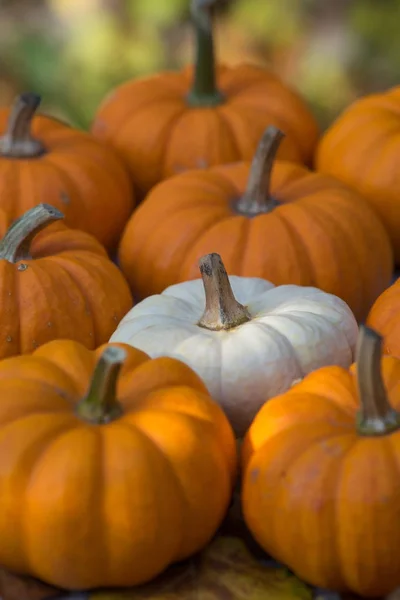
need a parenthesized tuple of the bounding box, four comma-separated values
(187, 0, 225, 107)
(0, 93, 46, 158)
(198, 252, 251, 330)
(356, 325, 400, 436)
(0, 204, 64, 263)
(234, 126, 285, 216)
(76, 346, 126, 425)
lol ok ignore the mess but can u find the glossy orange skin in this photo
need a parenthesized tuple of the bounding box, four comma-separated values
(315, 86, 400, 262)
(0, 109, 134, 250)
(242, 357, 400, 597)
(0, 339, 236, 589)
(118, 160, 393, 322)
(367, 277, 400, 357)
(0, 221, 133, 358)
(92, 64, 319, 197)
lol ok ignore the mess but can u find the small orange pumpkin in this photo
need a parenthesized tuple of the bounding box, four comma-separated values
(367, 276, 400, 357)
(91, 0, 319, 197)
(118, 126, 393, 322)
(242, 325, 400, 597)
(0, 93, 134, 251)
(315, 86, 400, 263)
(0, 339, 237, 589)
(0, 203, 133, 357)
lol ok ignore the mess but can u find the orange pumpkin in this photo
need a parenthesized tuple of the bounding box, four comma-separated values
(0, 339, 237, 589)
(367, 276, 400, 357)
(242, 325, 400, 597)
(0, 203, 132, 357)
(315, 86, 400, 263)
(0, 93, 134, 251)
(91, 0, 319, 197)
(118, 126, 393, 322)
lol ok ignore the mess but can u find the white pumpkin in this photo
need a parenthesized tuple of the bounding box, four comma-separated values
(110, 253, 358, 436)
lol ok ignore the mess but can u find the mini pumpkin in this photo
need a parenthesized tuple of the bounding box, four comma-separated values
(366, 276, 400, 357)
(242, 325, 400, 597)
(0, 93, 134, 250)
(118, 126, 393, 322)
(0, 203, 132, 357)
(91, 0, 319, 197)
(0, 339, 236, 589)
(110, 252, 358, 437)
(315, 86, 400, 262)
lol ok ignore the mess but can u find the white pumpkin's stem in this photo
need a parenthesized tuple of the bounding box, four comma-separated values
(0, 93, 46, 158)
(198, 253, 251, 330)
(0, 204, 64, 263)
(234, 126, 285, 216)
(356, 325, 400, 435)
(76, 346, 126, 424)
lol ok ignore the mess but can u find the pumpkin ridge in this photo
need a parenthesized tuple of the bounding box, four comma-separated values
(268, 208, 317, 283)
(213, 107, 241, 158)
(178, 213, 243, 281)
(288, 197, 366, 317)
(31, 256, 97, 345)
(160, 106, 210, 179)
(41, 157, 83, 229)
(106, 419, 186, 553)
(0, 418, 80, 572)
(48, 253, 127, 347)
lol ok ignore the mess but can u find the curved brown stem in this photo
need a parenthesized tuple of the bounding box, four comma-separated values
(234, 126, 285, 216)
(0, 204, 64, 263)
(76, 346, 126, 424)
(187, 0, 224, 107)
(198, 253, 251, 330)
(356, 325, 400, 435)
(0, 93, 46, 158)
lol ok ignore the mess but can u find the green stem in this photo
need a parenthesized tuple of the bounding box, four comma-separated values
(0, 93, 46, 158)
(187, 0, 225, 107)
(76, 346, 126, 424)
(234, 126, 285, 216)
(198, 253, 251, 330)
(356, 325, 400, 436)
(0, 204, 64, 263)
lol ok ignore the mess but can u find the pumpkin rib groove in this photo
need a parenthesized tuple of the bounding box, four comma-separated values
(333, 436, 393, 591)
(17, 258, 97, 352)
(44, 255, 114, 347)
(266, 209, 317, 284)
(178, 214, 243, 281)
(0, 418, 81, 573)
(214, 108, 241, 158)
(293, 198, 367, 317)
(42, 158, 84, 229)
(45, 155, 117, 237)
(105, 420, 186, 558)
(232, 217, 251, 276)
(161, 109, 222, 178)
(0, 408, 78, 430)
(276, 429, 356, 585)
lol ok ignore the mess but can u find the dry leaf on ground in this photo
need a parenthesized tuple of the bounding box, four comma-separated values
(86, 535, 312, 600)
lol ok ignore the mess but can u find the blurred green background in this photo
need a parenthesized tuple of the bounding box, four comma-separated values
(0, 0, 399, 131)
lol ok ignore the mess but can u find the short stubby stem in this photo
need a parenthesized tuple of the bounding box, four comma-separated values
(0, 204, 64, 263)
(356, 325, 400, 436)
(198, 253, 252, 330)
(0, 93, 46, 159)
(233, 126, 285, 217)
(76, 346, 126, 425)
(186, 0, 225, 107)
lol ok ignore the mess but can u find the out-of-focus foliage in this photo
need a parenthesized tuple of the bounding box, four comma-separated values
(0, 0, 399, 130)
